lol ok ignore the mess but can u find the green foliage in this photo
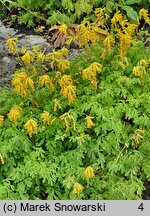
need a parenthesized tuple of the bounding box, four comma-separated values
(102, 0, 150, 21)
(0, 0, 149, 27)
(0, 38, 150, 199)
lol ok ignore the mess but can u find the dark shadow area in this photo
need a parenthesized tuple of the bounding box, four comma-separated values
(142, 181, 150, 200)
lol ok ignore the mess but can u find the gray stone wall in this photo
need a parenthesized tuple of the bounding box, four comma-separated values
(0, 20, 84, 87)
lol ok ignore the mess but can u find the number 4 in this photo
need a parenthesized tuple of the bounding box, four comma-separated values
(138, 203, 144, 211)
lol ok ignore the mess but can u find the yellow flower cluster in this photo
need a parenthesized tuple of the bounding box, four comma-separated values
(103, 34, 115, 54)
(85, 116, 94, 129)
(111, 11, 138, 60)
(41, 111, 55, 125)
(45, 48, 70, 72)
(66, 8, 108, 48)
(7, 105, 22, 125)
(24, 119, 38, 138)
(60, 112, 76, 132)
(57, 59, 70, 72)
(84, 166, 95, 178)
(5, 37, 18, 54)
(53, 99, 61, 113)
(32, 45, 46, 63)
(111, 11, 124, 28)
(76, 17, 107, 48)
(21, 51, 35, 65)
(118, 31, 131, 60)
(63, 85, 76, 105)
(94, 7, 105, 18)
(59, 75, 76, 104)
(82, 62, 103, 89)
(139, 9, 150, 25)
(132, 59, 149, 78)
(39, 75, 54, 90)
(12, 71, 34, 96)
(72, 182, 83, 194)
(70, 166, 95, 195)
(59, 23, 68, 34)
(0, 115, 4, 126)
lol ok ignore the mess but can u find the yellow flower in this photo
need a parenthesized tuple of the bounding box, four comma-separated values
(39, 75, 54, 90)
(31, 66, 37, 75)
(132, 65, 145, 78)
(12, 71, 34, 96)
(64, 118, 70, 132)
(41, 111, 55, 125)
(46, 48, 68, 61)
(85, 116, 94, 128)
(20, 46, 27, 54)
(111, 11, 123, 27)
(59, 24, 68, 34)
(82, 62, 102, 89)
(72, 182, 83, 194)
(36, 52, 45, 62)
(59, 75, 76, 104)
(139, 9, 150, 24)
(7, 105, 22, 125)
(24, 119, 38, 138)
(59, 112, 76, 132)
(59, 75, 73, 87)
(21, 51, 35, 65)
(103, 34, 115, 54)
(0, 153, 4, 164)
(32, 45, 40, 53)
(0, 115, 4, 126)
(41, 111, 51, 124)
(94, 7, 105, 18)
(60, 113, 70, 132)
(60, 47, 69, 56)
(53, 99, 61, 113)
(90, 62, 103, 74)
(132, 59, 149, 78)
(118, 31, 131, 60)
(5, 37, 18, 54)
(62, 85, 76, 104)
(57, 59, 70, 72)
(82, 67, 96, 81)
(84, 166, 95, 178)
(26, 77, 34, 92)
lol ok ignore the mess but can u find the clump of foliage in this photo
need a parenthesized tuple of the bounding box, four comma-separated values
(0, 9, 150, 200)
(0, 0, 150, 27)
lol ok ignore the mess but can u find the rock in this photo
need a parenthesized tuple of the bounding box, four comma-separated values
(67, 48, 85, 61)
(0, 56, 16, 87)
(18, 35, 53, 53)
(0, 20, 84, 87)
(0, 25, 17, 40)
(0, 40, 8, 58)
(0, 20, 2, 27)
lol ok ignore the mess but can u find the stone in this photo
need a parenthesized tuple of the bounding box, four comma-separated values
(0, 20, 84, 87)
(0, 56, 16, 87)
(0, 20, 2, 27)
(67, 48, 84, 61)
(0, 41, 8, 58)
(0, 25, 17, 40)
(18, 35, 53, 53)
